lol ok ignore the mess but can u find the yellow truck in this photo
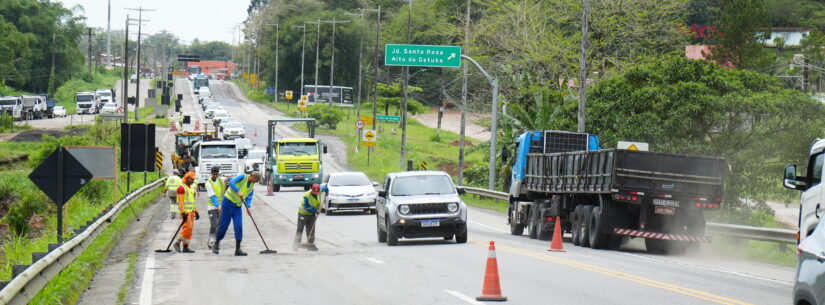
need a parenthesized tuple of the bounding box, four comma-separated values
(265, 119, 327, 192)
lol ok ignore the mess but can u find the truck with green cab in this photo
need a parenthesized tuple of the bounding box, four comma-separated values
(265, 119, 327, 192)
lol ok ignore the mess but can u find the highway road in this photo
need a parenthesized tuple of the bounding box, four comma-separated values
(83, 79, 794, 305)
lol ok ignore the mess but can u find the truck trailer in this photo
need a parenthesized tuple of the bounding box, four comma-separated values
(506, 130, 726, 253)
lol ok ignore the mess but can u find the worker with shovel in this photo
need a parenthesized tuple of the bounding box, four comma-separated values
(293, 183, 327, 251)
(213, 171, 261, 256)
(174, 172, 200, 253)
(205, 166, 227, 249)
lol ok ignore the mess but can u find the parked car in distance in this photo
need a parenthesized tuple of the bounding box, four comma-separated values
(218, 116, 238, 131)
(205, 106, 224, 119)
(375, 171, 468, 246)
(52, 106, 67, 118)
(212, 111, 230, 125)
(235, 137, 253, 153)
(795, 217, 825, 305)
(130, 74, 138, 84)
(100, 103, 118, 114)
(322, 172, 379, 215)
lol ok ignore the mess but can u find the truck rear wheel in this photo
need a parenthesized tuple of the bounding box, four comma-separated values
(588, 206, 610, 249)
(509, 207, 524, 236)
(528, 205, 539, 239)
(571, 206, 582, 246)
(580, 206, 594, 248)
(537, 218, 553, 241)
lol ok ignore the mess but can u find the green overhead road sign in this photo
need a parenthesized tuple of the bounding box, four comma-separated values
(376, 115, 401, 122)
(385, 44, 461, 68)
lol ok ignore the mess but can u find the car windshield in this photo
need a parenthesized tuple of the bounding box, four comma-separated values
(201, 145, 236, 159)
(214, 113, 228, 118)
(75, 95, 94, 102)
(226, 122, 242, 128)
(54, 106, 64, 110)
(104, 103, 116, 108)
(329, 173, 371, 187)
(0, 99, 16, 106)
(391, 175, 455, 196)
(98, 92, 112, 97)
(177, 135, 201, 147)
(278, 142, 317, 155)
(247, 151, 265, 159)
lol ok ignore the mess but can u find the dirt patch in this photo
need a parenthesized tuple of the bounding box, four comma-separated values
(439, 163, 471, 176)
(27, 214, 47, 239)
(449, 140, 474, 147)
(9, 128, 87, 142)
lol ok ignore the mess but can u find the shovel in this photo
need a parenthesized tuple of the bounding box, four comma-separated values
(156, 218, 186, 253)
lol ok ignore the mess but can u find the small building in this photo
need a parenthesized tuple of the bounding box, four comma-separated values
(759, 28, 811, 47)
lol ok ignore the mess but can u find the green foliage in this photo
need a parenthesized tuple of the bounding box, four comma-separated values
(186, 39, 234, 60)
(706, 0, 775, 71)
(587, 56, 825, 215)
(53, 70, 121, 115)
(308, 104, 343, 129)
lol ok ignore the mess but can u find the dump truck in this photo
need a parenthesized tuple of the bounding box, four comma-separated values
(264, 119, 327, 192)
(171, 131, 215, 173)
(505, 130, 726, 253)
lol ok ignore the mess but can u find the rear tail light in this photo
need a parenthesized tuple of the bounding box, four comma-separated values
(657, 194, 673, 199)
(612, 194, 641, 203)
(692, 202, 721, 209)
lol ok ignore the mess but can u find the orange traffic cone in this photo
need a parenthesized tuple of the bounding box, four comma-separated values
(476, 241, 507, 302)
(547, 216, 565, 252)
(170, 121, 178, 132)
(194, 120, 200, 131)
(254, 128, 258, 137)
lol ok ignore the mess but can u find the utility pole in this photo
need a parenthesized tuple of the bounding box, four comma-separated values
(126, 7, 155, 122)
(292, 24, 307, 96)
(307, 20, 321, 102)
(458, 0, 471, 185)
(321, 19, 350, 108)
(87, 28, 93, 79)
(577, 0, 589, 133)
(346, 10, 366, 119)
(122, 15, 129, 121)
(365, 6, 380, 166)
(107, 0, 111, 66)
(400, 0, 413, 171)
(50, 33, 56, 97)
(267, 23, 280, 102)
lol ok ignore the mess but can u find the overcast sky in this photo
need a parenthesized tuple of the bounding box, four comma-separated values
(56, 0, 249, 44)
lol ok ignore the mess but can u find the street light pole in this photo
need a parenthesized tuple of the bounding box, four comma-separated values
(126, 7, 156, 121)
(458, 0, 470, 185)
(321, 19, 350, 108)
(400, 0, 412, 171)
(577, 0, 590, 133)
(292, 24, 307, 96)
(307, 20, 321, 102)
(346, 11, 366, 119)
(365, 6, 381, 166)
(267, 22, 280, 102)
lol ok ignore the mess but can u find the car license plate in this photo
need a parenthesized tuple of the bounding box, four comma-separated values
(652, 199, 680, 207)
(347, 198, 360, 202)
(294, 175, 304, 179)
(655, 206, 676, 215)
(421, 220, 440, 227)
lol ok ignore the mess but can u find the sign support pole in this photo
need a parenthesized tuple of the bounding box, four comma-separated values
(57, 147, 64, 244)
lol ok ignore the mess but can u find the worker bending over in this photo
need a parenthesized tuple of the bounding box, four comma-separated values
(293, 183, 327, 251)
(213, 171, 261, 256)
(175, 172, 200, 253)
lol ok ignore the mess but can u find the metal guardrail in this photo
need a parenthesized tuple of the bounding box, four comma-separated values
(0, 178, 164, 305)
(460, 186, 798, 244)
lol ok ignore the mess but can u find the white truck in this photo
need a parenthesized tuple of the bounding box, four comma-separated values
(75, 91, 98, 114)
(0, 96, 21, 119)
(194, 140, 242, 190)
(20, 95, 47, 120)
(784, 139, 825, 244)
(95, 89, 114, 106)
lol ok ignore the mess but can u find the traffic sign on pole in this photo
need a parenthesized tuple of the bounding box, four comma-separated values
(298, 100, 308, 111)
(384, 44, 462, 68)
(361, 129, 377, 146)
(359, 116, 374, 125)
(355, 120, 365, 130)
(376, 115, 400, 122)
(286, 91, 294, 100)
(266, 88, 276, 95)
(28, 147, 93, 243)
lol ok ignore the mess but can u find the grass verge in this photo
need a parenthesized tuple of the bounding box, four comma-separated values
(117, 251, 139, 303)
(55, 70, 122, 115)
(30, 187, 162, 304)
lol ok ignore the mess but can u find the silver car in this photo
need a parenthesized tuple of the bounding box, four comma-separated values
(375, 171, 468, 246)
(322, 172, 379, 215)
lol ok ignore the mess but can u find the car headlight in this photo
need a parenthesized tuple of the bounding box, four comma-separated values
(279, 175, 285, 179)
(448, 203, 459, 212)
(313, 174, 319, 178)
(399, 205, 410, 214)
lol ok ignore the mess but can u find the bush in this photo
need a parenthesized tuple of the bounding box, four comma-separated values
(5, 191, 48, 236)
(464, 164, 488, 188)
(308, 104, 343, 130)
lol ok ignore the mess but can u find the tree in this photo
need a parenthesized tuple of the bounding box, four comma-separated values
(587, 56, 825, 213)
(706, 0, 775, 70)
(0, 16, 32, 87)
(800, 29, 825, 90)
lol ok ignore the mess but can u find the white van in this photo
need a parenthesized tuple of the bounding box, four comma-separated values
(197, 87, 212, 104)
(784, 139, 825, 244)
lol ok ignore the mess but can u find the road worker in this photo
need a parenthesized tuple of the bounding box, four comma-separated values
(213, 171, 261, 256)
(174, 172, 200, 253)
(205, 166, 227, 249)
(164, 169, 182, 219)
(293, 183, 327, 251)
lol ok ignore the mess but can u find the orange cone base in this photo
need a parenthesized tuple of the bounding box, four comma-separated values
(547, 248, 566, 252)
(476, 296, 507, 302)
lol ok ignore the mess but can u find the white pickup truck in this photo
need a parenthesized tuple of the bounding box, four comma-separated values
(784, 139, 825, 244)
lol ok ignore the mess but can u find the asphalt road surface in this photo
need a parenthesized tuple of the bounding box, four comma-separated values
(91, 80, 794, 305)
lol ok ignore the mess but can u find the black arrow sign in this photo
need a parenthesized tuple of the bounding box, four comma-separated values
(28, 147, 93, 243)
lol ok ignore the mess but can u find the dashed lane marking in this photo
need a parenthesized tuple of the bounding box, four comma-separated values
(444, 290, 484, 305)
(364, 257, 385, 264)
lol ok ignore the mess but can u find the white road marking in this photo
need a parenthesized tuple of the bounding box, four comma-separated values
(469, 221, 510, 234)
(138, 251, 155, 304)
(364, 257, 385, 264)
(618, 252, 794, 286)
(445, 290, 484, 305)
